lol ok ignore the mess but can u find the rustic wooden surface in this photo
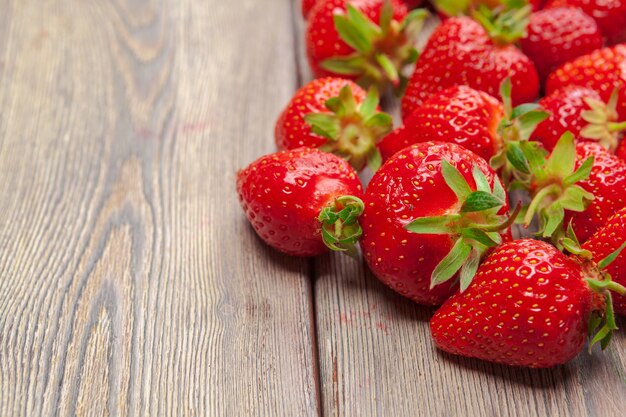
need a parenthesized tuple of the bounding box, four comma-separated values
(0, 1, 625, 416)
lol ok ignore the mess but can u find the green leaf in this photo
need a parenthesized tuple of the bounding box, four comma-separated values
(338, 85, 357, 114)
(500, 77, 513, 117)
(325, 97, 343, 113)
(461, 191, 504, 213)
(510, 103, 541, 120)
(333, 13, 373, 54)
(545, 132, 576, 178)
(461, 228, 500, 247)
(431, 239, 472, 288)
(346, 4, 380, 41)
(379, 0, 393, 32)
(321, 56, 367, 76)
(405, 214, 461, 234)
(359, 87, 379, 119)
(472, 165, 491, 193)
(375, 53, 400, 85)
(364, 113, 393, 131)
(558, 186, 594, 213)
(304, 113, 340, 140)
(441, 159, 471, 201)
(517, 110, 550, 140)
(460, 250, 481, 292)
(367, 148, 383, 172)
(506, 143, 530, 175)
(542, 204, 564, 238)
(598, 242, 626, 270)
(564, 156, 594, 186)
(492, 177, 507, 203)
(519, 140, 547, 174)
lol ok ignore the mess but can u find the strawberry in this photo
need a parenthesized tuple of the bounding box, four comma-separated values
(520, 7, 603, 81)
(303, 0, 317, 17)
(617, 140, 626, 161)
(378, 86, 505, 162)
(583, 207, 626, 315)
(275, 77, 392, 171)
(545, 0, 626, 45)
(564, 141, 626, 242)
(237, 148, 364, 257)
(401, 13, 539, 118)
(306, 0, 427, 89)
(361, 142, 515, 305)
(531, 86, 626, 152)
(546, 45, 626, 120)
(431, 239, 626, 368)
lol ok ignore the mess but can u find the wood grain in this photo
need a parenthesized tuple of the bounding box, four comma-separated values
(0, 0, 318, 416)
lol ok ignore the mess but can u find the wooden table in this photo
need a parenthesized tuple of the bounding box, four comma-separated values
(1, 1, 625, 415)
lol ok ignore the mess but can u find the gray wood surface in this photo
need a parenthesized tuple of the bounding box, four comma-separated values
(0, 0, 318, 416)
(1, 0, 625, 416)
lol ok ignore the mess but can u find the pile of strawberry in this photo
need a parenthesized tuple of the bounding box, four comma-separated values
(237, 0, 626, 368)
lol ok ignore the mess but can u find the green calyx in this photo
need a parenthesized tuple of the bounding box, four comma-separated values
(321, 2, 428, 91)
(580, 88, 626, 152)
(319, 195, 365, 258)
(304, 85, 392, 171)
(405, 160, 519, 291)
(490, 78, 550, 187)
(472, 2, 531, 45)
(522, 132, 595, 243)
(582, 242, 626, 351)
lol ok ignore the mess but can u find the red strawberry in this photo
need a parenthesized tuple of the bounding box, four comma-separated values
(545, 0, 626, 44)
(237, 148, 364, 257)
(431, 239, 625, 368)
(379, 86, 504, 161)
(303, 0, 318, 16)
(546, 45, 626, 120)
(361, 142, 514, 305)
(531, 86, 626, 152)
(401, 15, 539, 118)
(565, 141, 626, 242)
(583, 207, 626, 315)
(520, 7, 603, 81)
(275, 77, 392, 171)
(617, 140, 626, 161)
(306, 0, 427, 89)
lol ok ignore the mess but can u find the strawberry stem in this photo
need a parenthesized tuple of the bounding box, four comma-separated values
(319, 195, 364, 256)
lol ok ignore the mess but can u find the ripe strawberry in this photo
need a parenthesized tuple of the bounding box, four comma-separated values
(306, 0, 427, 89)
(564, 141, 626, 242)
(531, 86, 626, 152)
(237, 148, 364, 257)
(401, 14, 539, 118)
(617, 140, 626, 161)
(361, 142, 515, 305)
(546, 45, 626, 120)
(303, 0, 317, 17)
(378, 86, 504, 162)
(431, 239, 625, 368)
(520, 7, 603, 81)
(583, 207, 626, 315)
(545, 0, 626, 44)
(275, 77, 392, 171)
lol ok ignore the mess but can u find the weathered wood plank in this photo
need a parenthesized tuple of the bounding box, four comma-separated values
(297, 11, 626, 417)
(0, 0, 319, 416)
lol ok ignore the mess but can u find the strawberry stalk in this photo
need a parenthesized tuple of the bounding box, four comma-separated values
(304, 85, 392, 171)
(322, 2, 428, 91)
(490, 78, 550, 187)
(521, 132, 595, 242)
(580, 88, 626, 152)
(319, 195, 365, 257)
(471, 2, 531, 45)
(406, 160, 519, 291)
